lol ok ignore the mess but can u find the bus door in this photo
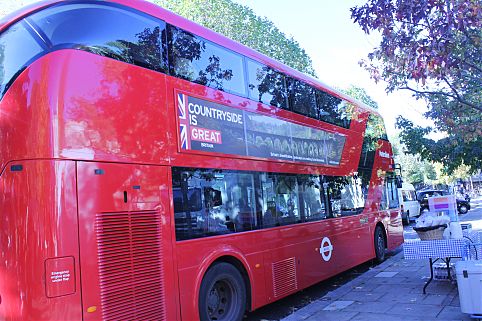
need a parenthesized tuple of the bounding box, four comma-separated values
(76, 162, 179, 321)
(383, 173, 403, 249)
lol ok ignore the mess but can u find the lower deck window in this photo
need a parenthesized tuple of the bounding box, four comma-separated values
(172, 167, 368, 241)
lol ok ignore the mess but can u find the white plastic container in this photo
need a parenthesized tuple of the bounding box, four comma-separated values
(433, 262, 455, 281)
(456, 260, 482, 315)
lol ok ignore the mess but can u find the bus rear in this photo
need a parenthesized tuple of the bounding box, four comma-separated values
(0, 1, 180, 319)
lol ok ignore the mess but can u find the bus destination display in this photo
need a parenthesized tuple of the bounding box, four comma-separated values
(177, 93, 346, 165)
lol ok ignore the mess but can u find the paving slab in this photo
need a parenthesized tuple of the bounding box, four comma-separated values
(340, 291, 385, 302)
(322, 300, 354, 311)
(343, 301, 396, 313)
(304, 310, 358, 321)
(348, 312, 423, 321)
(386, 303, 444, 318)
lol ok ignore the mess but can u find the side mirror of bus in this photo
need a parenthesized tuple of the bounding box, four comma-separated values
(396, 177, 403, 189)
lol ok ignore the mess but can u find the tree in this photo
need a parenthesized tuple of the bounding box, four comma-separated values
(391, 135, 438, 188)
(341, 85, 379, 109)
(152, 0, 316, 77)
(351, 0, 482, 173)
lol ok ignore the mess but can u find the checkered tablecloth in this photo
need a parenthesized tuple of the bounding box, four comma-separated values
(403, 230, 481, 260)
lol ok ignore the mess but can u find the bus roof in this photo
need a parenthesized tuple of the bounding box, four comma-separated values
(1, 0, 381, 117)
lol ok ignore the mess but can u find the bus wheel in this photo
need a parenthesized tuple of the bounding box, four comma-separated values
(199, 262, 246, 321)
(374, 226, 386, 263)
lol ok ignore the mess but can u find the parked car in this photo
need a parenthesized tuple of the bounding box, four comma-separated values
(416, 189, 471, 214)
(398, 183, 420, 225)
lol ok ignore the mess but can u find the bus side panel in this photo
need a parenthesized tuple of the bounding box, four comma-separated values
(76, 162, 179, 321)
(0, 160, 81, 321)
(296, 215, 372, 291)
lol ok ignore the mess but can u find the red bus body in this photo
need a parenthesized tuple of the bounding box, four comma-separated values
(0, 1, 403, 320)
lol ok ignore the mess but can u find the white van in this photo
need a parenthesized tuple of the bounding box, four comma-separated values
(398, 183, 420, 225)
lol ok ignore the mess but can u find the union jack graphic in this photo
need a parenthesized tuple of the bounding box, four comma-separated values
(178, 93, 187, 119)
(177, 93, 190, 149)
(180, 124, 189, 149)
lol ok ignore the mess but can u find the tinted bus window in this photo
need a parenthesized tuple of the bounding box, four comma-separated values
(29, 4, 168, 72)
(316, 90, 351, 128)
(298, 175, 327, 222)
(326, 176, 365, 216)
(0, 21, 44, 98)
(168, 26, 246, 96)
(172, 168, 258, 240)
(246, 59, 288, 109)
(289, 78, 317, 118)
(260, 173, 300, 227)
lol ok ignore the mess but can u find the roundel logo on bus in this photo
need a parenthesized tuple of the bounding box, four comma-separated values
(319, 237, 333, 262)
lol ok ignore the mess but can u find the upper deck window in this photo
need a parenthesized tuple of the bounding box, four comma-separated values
(28, 3, 168, 72)
(0, 21, 44, 98)
(168, 25, 246, 96)
(316, 89, 351, 128)
(289, 78, 318, 118)
(246, 59, 288, 109)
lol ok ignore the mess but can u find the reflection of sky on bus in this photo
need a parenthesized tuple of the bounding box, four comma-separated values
(2, 0, 439, 138)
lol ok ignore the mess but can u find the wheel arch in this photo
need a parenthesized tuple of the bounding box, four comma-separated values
(196, 249, 254, 313)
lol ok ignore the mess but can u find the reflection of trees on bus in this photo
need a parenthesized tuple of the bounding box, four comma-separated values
(168, 26, 236, 93)
(85, 26, 166, 71)
(247, 60, 288, 109)
(326, 175, 365, 216)
(172, 168, 257, 240)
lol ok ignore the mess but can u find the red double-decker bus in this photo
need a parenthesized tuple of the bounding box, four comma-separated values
(0, 1, 403, 320)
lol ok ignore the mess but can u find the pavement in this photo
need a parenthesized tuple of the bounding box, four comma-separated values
(281, 196, 482, 321)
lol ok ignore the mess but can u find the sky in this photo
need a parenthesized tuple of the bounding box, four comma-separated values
(1, 0, 432, 138)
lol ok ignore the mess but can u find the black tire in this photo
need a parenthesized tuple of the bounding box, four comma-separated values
(458, 205, 469, 214)
(199, 262, 246, 321)
(402, 211, 410, 226)
(374, 226, 386, 263)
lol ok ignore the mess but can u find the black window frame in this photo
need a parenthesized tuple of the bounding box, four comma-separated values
(0, 19, 48, 99)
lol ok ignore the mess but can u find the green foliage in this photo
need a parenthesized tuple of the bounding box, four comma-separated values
(351, 0, 482, 174)
(392, 134, 475, 187)
(396, 117, 481, 174)
(392, 135, 437, 186)
(342, 85, 379, 110)
(152, 0, 316, 77)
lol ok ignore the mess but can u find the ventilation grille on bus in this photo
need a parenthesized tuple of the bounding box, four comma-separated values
(96, 211, 166, 321)
(272, 257, 298, 298)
